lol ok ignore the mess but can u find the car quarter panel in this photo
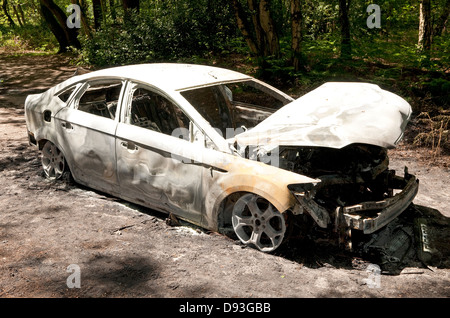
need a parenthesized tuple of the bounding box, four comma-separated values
(24, 90, 65, 142)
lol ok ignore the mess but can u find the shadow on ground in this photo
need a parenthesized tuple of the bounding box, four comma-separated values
(274, 204, 450, 275)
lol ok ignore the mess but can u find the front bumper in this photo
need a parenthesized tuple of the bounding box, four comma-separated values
(290, 169, 419, 234)
(341, 173, 419, 234)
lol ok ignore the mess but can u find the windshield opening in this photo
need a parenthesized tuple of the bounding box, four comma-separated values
(180, 80, 288, 139)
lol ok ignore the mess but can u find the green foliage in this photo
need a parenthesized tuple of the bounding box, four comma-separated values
(422, 78, 450, 108)
(79, 1, 237, 66)
(1, 0, 448, 112)
(0, 0, 60, 52)
(0, 23, 58, 52)
(303, 1, 338, 40)
(0, 0, 448, 155)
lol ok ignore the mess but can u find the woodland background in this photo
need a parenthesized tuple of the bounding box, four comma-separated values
(1, 0, 449, 154)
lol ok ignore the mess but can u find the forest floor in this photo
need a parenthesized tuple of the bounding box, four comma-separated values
(0, 53, 449, 300)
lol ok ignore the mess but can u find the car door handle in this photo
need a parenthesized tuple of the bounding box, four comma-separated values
(121, 141, 138, 151)
(61, 122, 73, 130)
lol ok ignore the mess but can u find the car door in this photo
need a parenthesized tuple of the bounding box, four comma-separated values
(54, 79, 125, 193)
(115, 83, 206, 223)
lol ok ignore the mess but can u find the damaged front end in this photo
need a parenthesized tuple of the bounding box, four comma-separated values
(230, 82, 419, 250)
(282, 144, 419, 247)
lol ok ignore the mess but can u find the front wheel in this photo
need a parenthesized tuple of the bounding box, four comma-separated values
(41, 141, 66, 180)
(231, 193, 286, 252)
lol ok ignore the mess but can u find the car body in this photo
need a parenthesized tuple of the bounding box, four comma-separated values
(24, 63, 419, 252)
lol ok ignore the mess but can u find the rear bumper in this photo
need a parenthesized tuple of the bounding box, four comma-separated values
(341, 173, 419, 234)
(27, 129, 37, 146)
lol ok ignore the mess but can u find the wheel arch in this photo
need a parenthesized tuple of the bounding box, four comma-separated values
(37, 138, 73, 177)
(207, 181, 296, 233)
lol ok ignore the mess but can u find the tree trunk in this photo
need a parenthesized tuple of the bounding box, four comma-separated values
(12, 5, 24, 27)
(231, 0, 259, 55)
(71, 0, 92, 38)
(338, 0, 351, 59)
(109, 0, 117, 20)
(418, 0, 432, 51)
(434, 0, 450, 37)
(122, 0, 139, 21)
(40, 0, 81, 51)
(40, 2, 70, 52)
(2, 0, 16, 27)
(18, 3, 26, 25)
(290, 0, 304, 71)
(231, 0, 280, 58)
(92, 0, 103, 29)
(248, 0, 264, 55)
(258, 0, 279, 57)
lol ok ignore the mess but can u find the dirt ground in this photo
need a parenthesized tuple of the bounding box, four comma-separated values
(0, 53, 449, 299)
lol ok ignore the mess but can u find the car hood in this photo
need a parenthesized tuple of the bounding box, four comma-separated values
(233, 82, 412, 150)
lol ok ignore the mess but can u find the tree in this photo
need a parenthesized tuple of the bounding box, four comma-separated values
(39, 0, 81, 52)
(2, 0, 16, 27)
(258, 0, 280, 57)
(12, 3, 24, 26)
(434, 0, 450, 37)
(418, 0, 432, 52)
(70, 0, 92, 38)
(109, 0, 117, 20)
(290, 0, 305, 71)
(93, 0, 103, 30)
(338, 0, 351, 59)
(230, 0, 280, 57)
(231, 0, 259, 55)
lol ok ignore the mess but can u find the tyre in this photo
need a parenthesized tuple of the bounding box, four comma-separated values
(41, 141, 66, 180)
(231, 193, 286, 252)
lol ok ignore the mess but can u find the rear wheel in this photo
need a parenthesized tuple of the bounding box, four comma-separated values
(41, 141, 66, 180)
(231, 193, 286, 252)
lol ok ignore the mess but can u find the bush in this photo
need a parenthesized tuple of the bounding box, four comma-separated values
(0, 23, 57, 52)
(79, 2, 236, 67)
(422, 78, 450, 109)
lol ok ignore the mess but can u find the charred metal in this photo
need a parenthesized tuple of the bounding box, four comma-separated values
(24, 63, 419, 253)
(284, 144, 419, 246)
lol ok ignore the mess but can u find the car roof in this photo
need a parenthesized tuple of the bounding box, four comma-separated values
(64, 63, 252, 92)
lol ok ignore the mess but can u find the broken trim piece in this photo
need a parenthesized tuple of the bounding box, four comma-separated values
(288, 188, 331, 228)
(288, 168, 419, 235)
(341, 174, 419, 234)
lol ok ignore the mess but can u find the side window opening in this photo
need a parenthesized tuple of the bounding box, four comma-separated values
(77, 81, 122, 119)
(56, 86, 77, 104)
(225, 81, 286, 129)
(128, 87, 190, 137)
(226, 81, 285, 110)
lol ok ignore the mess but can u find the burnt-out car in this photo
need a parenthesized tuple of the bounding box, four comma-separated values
(24, 63, 419, 252)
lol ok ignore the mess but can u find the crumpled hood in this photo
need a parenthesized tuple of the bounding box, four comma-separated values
(234, 82, 412, 149)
